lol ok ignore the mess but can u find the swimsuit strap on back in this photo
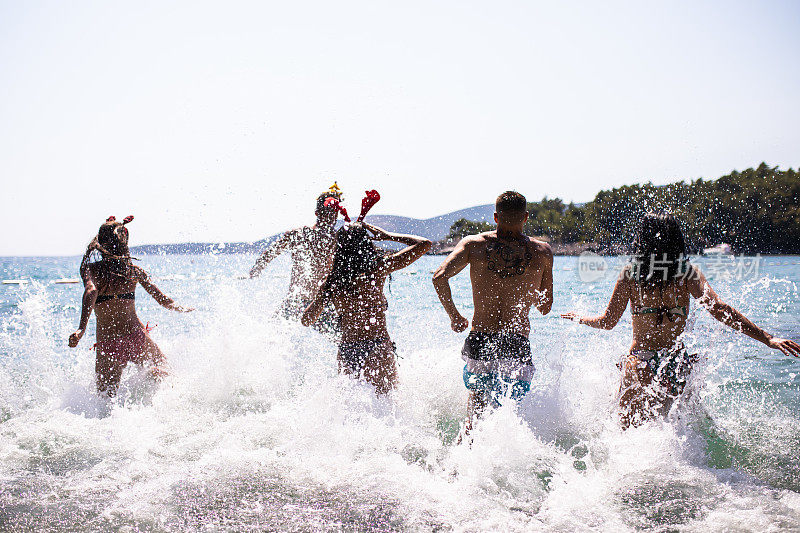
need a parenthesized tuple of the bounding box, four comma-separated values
(632, 282, 687, 324)
(632, 305, 688, 316)
(631, 305, 688, 324)
(95, 292, 136, 304)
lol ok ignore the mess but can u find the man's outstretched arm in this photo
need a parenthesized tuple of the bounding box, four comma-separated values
(432, 237, 472, 332)
(249, 230, 297, 278)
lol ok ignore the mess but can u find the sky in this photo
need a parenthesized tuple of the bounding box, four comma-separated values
(1, 0, 799, 256)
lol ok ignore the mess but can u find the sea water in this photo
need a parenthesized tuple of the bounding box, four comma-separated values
(1, 254, 799, 531)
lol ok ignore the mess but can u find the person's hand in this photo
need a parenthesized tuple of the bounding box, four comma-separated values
(68, 329, 84, 347)
(362, 222, 391, 241)
(769, 337, 800, 358)
(450, 313, 469, 332)
(560, 312, 582, 323)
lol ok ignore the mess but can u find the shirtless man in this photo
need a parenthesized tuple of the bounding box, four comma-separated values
(249, 189, 340, 331)
(432, 191, 553, 433)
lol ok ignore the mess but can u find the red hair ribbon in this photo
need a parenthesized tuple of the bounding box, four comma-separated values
(106, 216, 116, 222)
(123, 215, 134, 225)
(324, 197, 350, 222)
(356, 190, 380, 222)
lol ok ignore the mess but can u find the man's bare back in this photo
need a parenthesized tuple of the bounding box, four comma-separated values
(466, 230, 552, 335)
(433, 229, 553, 336)
(284, 226, 337, 303)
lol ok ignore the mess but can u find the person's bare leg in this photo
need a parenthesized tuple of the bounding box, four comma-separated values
(362, 341, 398, 394)
(456, 390, 489, 444)
(655, 358, 694, 418)
(95, 351, 125, 397)
(619, 357, 657, 429)
(467, 390, 489, 430)
(140, 330, 169, 380)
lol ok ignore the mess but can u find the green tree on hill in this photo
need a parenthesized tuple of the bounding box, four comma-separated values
(583, 163, 800, 253)
(447, 218, 494, 240)
(446, 163, 800, 253)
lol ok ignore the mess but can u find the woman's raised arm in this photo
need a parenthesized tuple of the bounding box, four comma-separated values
(689, 268, 800, 357)
(363, 223, 431, 273)
(134, 266, 194, 313)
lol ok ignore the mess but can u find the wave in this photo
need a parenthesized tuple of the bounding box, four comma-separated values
(0, 258, 799, 530)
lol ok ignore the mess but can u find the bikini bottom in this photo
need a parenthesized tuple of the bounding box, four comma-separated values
(95, 325, 153, 365)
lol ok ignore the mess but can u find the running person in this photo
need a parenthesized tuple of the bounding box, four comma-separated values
(249, 185, 341, 332)
(302, 219, 431, 394)
(561, 213, 800, 428)
(68, 216, 193, 397)
(433, 191, 553, 435)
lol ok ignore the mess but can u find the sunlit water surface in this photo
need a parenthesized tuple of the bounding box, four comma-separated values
(1, 254, 800, 531)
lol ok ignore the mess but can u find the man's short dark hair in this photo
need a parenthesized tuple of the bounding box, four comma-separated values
(496, 191, 527, 216)
(316, 192, 341, 213)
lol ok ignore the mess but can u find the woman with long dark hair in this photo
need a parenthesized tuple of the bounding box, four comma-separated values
(302, 222, 431, 393)
(68, 216, 193, 396)
(561, 213, 799, 427)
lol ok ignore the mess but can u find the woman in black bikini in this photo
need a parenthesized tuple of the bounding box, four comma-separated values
(68, 216, 193, 396)
(302, 220, 430, 394)
(561, 213, 799, 428)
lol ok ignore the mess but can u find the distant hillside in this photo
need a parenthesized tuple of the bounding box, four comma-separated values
(130, 204, 495, 255)
(361, 204, 495, 241)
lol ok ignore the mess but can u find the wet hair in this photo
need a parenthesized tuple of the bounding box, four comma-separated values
(321, 222, 384, 293)
(316, 192, 341, 215)
(496, 191, 527, 218)
(83, 220, 135, 283)
(629, 212, 692, 285)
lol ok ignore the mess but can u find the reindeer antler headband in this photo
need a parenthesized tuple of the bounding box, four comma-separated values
(357, 190, 380, 222)
(324, 190, 380, 223)
(106, 215, 134, 225)
(90, 214, 138, 262)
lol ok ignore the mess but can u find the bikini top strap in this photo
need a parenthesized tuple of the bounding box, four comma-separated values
(95, 292, 136, 304)
(631, 280, 687, 324)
